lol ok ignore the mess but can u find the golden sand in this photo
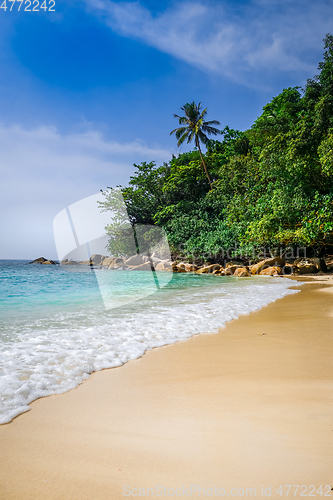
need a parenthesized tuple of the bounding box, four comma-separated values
(0, 280, 332, 499)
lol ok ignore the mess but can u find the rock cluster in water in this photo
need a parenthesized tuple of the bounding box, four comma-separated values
(29, 257, 58, 265)
(49, 253, 333, 277)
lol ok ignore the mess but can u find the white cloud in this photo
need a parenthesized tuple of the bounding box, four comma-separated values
(84, 0, 333, 87)
(0, 124, 172, 259)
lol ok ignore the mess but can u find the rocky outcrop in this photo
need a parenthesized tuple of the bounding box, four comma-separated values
(251, 257, 285, 275)
(90, 254, 107, 265)
(29, 257, 58, 264)
(196, 264, 222, 274)
(155, 260, 172, 271)
(259, 266, 282, 276)
(108, 258, 124, 269)
(130, 262, 155, 271)
(225, 261, 244, 268)
(124, 254, 145, 267)
(61, 260, 78, 265)
(296, 261, 318, 274)
(234, 267, 251, 277)
(184, 263, 198, 272)
(225, 265, 243, 275)
(29, 257, 47, 264)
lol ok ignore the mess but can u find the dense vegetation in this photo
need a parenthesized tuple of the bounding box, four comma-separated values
(101, 35, 333, 262)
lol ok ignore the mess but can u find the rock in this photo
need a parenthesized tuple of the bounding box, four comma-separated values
(109, 264, 120, 269)
(259, 266, 282, 276)
(102, 257, 114, 266)
(29, 257, 47, 264)
(41, 260, 58, 265)
(234, 267, 250, 277)
(61, 260, 78, 265)
(225, 265, 243, 275)
(130, 262, 155, 271)
(78, 260, 91, 265)
(196, 264, 222, 274)
(282, 264, 294, 275)
(251, 257, 286, 275)
(297, 262, 318, 274)
(155, 261, 172, 271)
(184, 263, 198, 272)
(176, 262, 196, 271)
(313, 258, 327, 273)
(125, 254, 145, 267)
(171, 262, 186, 273)
(108, 258, 124, 269)
(90, 254, 104, 265)
(225, 261, 244, 268)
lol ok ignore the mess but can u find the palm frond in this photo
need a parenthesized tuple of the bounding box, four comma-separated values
(198, 107, 208, 121)
(201, 125, 220, 135)
(170, 126, 188, 137)
(203, 119, 221, 126)
(187, 129, 195, 143)
(177, 133, 188, 147)
(198, 130, 209, 144)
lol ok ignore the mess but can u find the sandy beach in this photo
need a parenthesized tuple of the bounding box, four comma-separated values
(0, 277, 333, 499)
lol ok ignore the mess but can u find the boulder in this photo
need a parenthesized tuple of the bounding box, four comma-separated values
(282, 264, 294, 275)
(184, 263, 198, 272)
(297, 262, 318, 274)
(108, 258, 124, 268)
(155, 261, 172, 271)
(109, 264, 120, 269)
(130, 262, 155, 271)
(196, 264, 222, 274)
(313, 258, 327, 273)
(78, 260, 91, 265)
(225, 261, 244, 268)
(225, 265, 243, 275)
(234, 267, 251, 277)
(41, 260, 58, 265)
(29, 257, 47, 264)
(90, 254, 103, 265)
(259, 266, 282, 276)
(125, 254, 145, 267)
(61, 260, 78, 265)
(171, 262, 186, 273)
(102, 257, 115, 266)
(251, 257, 285, 275)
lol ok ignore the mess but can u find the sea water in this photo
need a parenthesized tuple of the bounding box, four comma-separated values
(0, 260, 299, 424)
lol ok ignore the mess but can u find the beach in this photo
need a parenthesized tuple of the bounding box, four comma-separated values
(0, 277, 333, 499)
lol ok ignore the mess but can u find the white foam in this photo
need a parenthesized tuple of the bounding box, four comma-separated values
(0, 276, 300, 424)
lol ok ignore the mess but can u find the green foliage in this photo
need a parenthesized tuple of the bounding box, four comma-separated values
(101, 35, 333, 260)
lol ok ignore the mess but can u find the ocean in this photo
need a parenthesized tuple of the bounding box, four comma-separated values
(0, 260, 299, 424)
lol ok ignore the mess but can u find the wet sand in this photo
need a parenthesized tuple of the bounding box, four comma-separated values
(0, 279, 333, 499)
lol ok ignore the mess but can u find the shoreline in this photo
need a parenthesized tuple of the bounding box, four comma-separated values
(0, 279, 333, 499)
(0, 273, 299, 425)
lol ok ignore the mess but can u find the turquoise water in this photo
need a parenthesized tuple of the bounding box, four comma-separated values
(0, 260, 298, 424)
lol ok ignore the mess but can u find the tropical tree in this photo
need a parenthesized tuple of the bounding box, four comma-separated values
(170, 101, 221, 189)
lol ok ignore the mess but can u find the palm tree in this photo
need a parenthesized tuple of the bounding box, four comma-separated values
(170, 102, 221, 189)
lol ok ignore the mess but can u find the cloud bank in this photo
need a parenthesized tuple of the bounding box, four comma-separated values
(85, 0, 333, 87)
(0, 124, 171, 258)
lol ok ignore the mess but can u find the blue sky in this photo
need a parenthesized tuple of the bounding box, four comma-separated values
(1, 0, 333, 259)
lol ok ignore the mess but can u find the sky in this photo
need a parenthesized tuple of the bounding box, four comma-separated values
(0, 0, 333, 259)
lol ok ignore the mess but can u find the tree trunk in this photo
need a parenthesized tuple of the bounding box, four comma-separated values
(196, 139, 213, 190)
